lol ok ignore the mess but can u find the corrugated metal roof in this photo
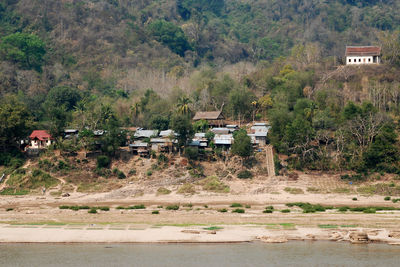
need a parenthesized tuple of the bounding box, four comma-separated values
(345, 46, 381, 56)
(134, 130, 158, 138)
(211, 128, 230, 134)
(129, 141, 149, 147)
(159, 129, 176, 137)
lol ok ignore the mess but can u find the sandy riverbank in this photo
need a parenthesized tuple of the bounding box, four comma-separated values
(1, 224, 400, 245)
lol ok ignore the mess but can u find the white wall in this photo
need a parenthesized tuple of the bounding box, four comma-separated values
(346, 56, 380, 65)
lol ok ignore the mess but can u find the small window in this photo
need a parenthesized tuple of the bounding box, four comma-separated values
(348, 59, 351, 63)
(359, 58, 361, 62)
(354, 59, 356, 62)
(368, 58, 371, 62)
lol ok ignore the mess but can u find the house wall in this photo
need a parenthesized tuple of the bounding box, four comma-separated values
(346, 56, 380, 65)
(30, 140, 52, 149)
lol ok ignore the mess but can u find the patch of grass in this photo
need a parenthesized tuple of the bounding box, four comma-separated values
(318, 224, 338, 229)
(230, 203, 243, 208)
(183, 203, 193, 208)
(128, 204, 146, 209)
(59, 205, 70, 209)
(203, 226, 223, 231)
(357, 183, 400, 196)
(116, 206, 125, 210)
(281, 209, 291, 213)
(340, 225, 358, 228)
(157, 187, 171, 195)
(198, 176, 229, 193)
(306, 187, 322, 193)
(177, 183, 196, 194)
(166, 205, 179, 210)
(332, 188, 352, 194)
(152, 210, 159, 214)
(284, 187, 304, 194)
(0, 188, 27, 195)
(363, 208, 376, 213)
(232, 208, 245, 213)
(218, 208, 228, 213)
(245, 205, 251, 209)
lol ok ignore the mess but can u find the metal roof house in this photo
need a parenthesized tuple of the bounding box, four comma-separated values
(250, 123, 270, 146)
(345, 46, 381, 65)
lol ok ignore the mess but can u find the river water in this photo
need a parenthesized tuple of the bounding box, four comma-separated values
(1, 242, 400, 267)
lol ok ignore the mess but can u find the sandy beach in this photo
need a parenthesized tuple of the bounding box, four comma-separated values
(1, 186, 400, 245)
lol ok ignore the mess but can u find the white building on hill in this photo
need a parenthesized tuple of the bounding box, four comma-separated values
(345, 46, 381, 65)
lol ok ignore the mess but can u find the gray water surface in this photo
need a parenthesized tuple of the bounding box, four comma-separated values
(1, 242, 400, 267)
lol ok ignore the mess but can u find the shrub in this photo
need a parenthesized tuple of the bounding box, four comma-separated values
(69, 206, 80, 211)
(263, 209, 273, 213)
(281, 209, 291, 213)
(204, 205, 208, 208)
(116, 206, 125, 210)
(198, 176, 229, 193)
(58, 160, 69, 170)
(232, 208, 245, 213)
(117, 170, 126, 179)
(177, 183, 196, 194)
(237, 170, 253, 179)
(338, 207, 348, 212)
(152, 210, 159, 214)
(59, 205, 69, 209)
(97, 155, 111, 169)
(98, 206, 110, 211)
(352, 197, 358, 201)
(230, 203, 242, 207)
(166, 205, 179, 210)
(266, 206, 274, 210)
(185, 147, 199, 160)
(218, 208, 228, 213)
(157, 187, 171, 195)
(88, 208, 97, 214)
(6, 208, 13, 211)
(363, 208, 376, 213)
(384, 196, 391, 201)
(78, 206, 90, 210)
(146, 170, 153, 176)
(128, 169, 137, 175)
(245, 205, 251, 208)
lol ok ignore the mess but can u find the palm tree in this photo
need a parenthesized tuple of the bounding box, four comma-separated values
(176, 96, 192, 116)
(130, 102, 141, 123)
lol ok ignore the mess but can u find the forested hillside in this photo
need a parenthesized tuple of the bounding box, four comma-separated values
(1, 0, 400, 174)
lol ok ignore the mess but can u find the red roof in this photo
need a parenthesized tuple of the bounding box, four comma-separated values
(346, 46, 381, 56)
(29, 130, 53, 141)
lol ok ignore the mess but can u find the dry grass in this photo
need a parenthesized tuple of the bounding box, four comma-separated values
(284, 187, 304, 194)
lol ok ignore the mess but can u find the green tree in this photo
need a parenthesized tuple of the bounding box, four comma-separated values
(176, 95, 192, 115)
(231, 129, 252, 160)
(0, 96, 32, 152)
(0, 32, 46, 71)
(147, 20, 192, 56)
(364, 123, 399, 172)
(170, 114, 194, 149)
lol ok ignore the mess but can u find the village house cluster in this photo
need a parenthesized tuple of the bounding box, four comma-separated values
(24, 111, 270, 157)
